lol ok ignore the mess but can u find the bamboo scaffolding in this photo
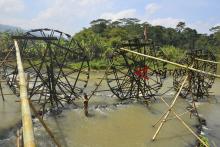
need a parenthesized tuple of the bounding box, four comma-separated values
(14, 40, 36, 147)
(120, 48, 220, 78)
(160, 97, 208, 147)
(152, 75, 188, 140)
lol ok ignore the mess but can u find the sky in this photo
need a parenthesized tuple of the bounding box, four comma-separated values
(0, 0, 219, 35)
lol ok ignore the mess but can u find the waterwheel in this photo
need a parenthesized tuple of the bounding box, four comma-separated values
(106, 38, 167, 101)
(2, 28, 90, 111)
(173, 49, 217, 100)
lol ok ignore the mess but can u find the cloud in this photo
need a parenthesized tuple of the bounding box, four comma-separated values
(148, 17, 184, 28)
(214, 23, 220, 27)
(145, 3, 161, 14)
(4, 0, 108, 33)
(0, 0, 217, 34)
(0, 0, 25, 13)
(188, 21, 215, 34)
(100, 9, 137, 20)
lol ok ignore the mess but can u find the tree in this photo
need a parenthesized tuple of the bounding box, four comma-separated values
(90, 19, 110, 34)
(176, 21, 186, 32)
(209, 26, 220, 33)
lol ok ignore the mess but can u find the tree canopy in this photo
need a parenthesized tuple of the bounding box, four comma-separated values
(73, 18, 220, 60)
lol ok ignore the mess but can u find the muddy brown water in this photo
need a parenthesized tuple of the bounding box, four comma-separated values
(0, 71, 219, 147)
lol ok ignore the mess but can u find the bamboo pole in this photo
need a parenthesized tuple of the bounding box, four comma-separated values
(14, 40, 36, 147)
(160, 97, 209, 147)
(29, 101, 61, 147)
(152, 75, 188, 141)
(0, 81, 5, 101)
(120, 48, 220, 78)
(195, 58, 220, 64)
(166, 108, 194, 121)
(16, 130, 19, 147)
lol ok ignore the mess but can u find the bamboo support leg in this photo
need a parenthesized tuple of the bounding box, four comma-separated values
(16, 129, 20, 147)
(0, 82, 5, 101)
(29, 101, 61, 147)
(160, 97, 209, 147)
(152, 111, 168, 127)
(152, 75, 188, 141)
(166, 107, 194, 121)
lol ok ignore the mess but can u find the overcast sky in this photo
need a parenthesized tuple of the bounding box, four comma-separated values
(0, 0, 219, 34)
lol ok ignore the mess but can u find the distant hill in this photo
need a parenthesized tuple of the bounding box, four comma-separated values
(0, 24, 24, 32)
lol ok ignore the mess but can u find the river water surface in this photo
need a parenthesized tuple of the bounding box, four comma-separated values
(0, 71, 220, 147)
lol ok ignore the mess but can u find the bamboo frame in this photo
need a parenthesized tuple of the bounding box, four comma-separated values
(120, 48, 220, 78)
(152, 75, 188, 140)
(160, 97, 208, 147)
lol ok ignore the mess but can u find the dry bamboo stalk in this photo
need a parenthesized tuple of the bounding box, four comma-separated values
(2, 93, 14, 95)
(152, 75, 188, 140)
(160, 97, 209, 147)
(29, 101, 61, 147)
(120, 48, 220, 78)
(14, 40, 36, 147)
(195, 58, 220, 64)
(166, 107, 194, 121)
(152, 109, 168, 127)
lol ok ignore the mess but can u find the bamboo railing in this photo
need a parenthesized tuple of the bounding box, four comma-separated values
(14, 40, 36, 147)
(120, 48, 220, 78)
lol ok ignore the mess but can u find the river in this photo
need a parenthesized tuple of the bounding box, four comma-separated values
(0, 71, 220, 147)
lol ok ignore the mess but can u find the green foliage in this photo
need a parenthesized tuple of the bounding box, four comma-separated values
(161, 45, 186, 62)
(199, 135, 210, 147)
(89, 59, 108, 70)
(73, 18, 220, 68)
(0, 19, 220, 70)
